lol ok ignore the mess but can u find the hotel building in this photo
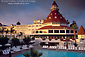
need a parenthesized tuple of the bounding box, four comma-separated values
(0, 1, 79, 40)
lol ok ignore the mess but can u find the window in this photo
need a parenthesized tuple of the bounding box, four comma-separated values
(40, 31, 42, 33)
(60, 17, 62, 19)
(51, 13, 52, 15)
(60, 30, 65, 33)
(54, 30, 59, 33)
(36, 25, 38, 27)
(55, 16, 57, 18)
(32, 25, 34, 27)
(36, 31, 38, 33)
(71, 30, 73, 33)
(66, 30, 69, 33)
(28, 26, 31, 27)
(75, 30, 77, 33)
(39, 25, 42, 26)
(49, 30, 53, 33)
(49, 17, 51, 19)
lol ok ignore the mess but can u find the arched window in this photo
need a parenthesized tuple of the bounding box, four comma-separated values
(36, 31, 38, 33)
(49, 17, 51, 19)
(55, 16, 57, 18)
(40, 31, 42, 33)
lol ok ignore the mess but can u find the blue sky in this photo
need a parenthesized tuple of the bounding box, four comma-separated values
(0, 0, 85, 28)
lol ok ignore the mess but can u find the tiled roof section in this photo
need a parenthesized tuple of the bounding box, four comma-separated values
(38, 26, 71, 30)
(43, 10, 68, 24)
(52, 1, 58, 7)
(77, 25, 85, 35)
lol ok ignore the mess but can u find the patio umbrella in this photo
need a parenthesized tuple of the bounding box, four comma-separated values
(49, 39, 60, 43)
(29, 45, 34, 48)
(45, 42, 48, 44)
(35, 38, 43, 42)
(0, 45, 2, 47)
(5, 43, 11, 46)
(42, 39, 49, 43)
(30, 40, 35, 42)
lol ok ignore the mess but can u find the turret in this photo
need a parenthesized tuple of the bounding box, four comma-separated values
(51, 1, 59, 11)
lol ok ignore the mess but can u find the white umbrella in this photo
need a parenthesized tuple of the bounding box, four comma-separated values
(45, 42, 48, 44)
(35, 38, 43, 42)
(42, 39, 49, 42)
(0, 45, 2, 47)
(49, 39, 60, 42)
(30, 40, 35, 42)
(5, 43, 11, 46)
(29, 45, 34, 48)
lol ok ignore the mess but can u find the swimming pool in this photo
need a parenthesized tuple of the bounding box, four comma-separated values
(15, 50, 85, 57)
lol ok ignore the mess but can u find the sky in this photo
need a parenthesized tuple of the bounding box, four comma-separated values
(0, 0, 85, 28)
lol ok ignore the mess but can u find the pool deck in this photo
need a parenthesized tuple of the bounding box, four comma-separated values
(0, 46, 85, 57)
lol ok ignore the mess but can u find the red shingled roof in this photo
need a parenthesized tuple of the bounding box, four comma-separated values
(77, 25, 85, 35)
(43, 1, 68, 24)
(38, 26, 71, 30)
(43, 10, 68, 24)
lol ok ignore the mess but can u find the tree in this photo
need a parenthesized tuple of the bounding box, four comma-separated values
(11, 38, 20, 46)
(18, 32, 23, 39)
(0, 27, 5, 37)
(16, 22, 21, 25)
(66, 20, 70, 24)
(23, 36, 31, 45)
(32, 37, 35, 40)
(70, 21, 78, 47)
(0, 36, 9, 50)
(0, 36, 9, 45)
(23, 48, 43, 57)
(9, 27, 15, 39)
(5, 29, 9, 37)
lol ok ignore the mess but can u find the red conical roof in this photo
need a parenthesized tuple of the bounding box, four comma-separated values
(43, 1, 67, 24)
(77, 25, 85, 35)
(43, 10, 67, 24)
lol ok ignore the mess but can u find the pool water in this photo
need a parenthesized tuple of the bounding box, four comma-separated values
(15, 50, 85, 57)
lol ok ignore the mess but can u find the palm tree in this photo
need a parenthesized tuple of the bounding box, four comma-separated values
(23, 36, 31, 45)
(23, 48, 43, 57)
(5, 29, 9, 37)
(16, 21, 21, 25)
(10, 27, 15, 39)
(1, 27, 5, 37)
(70, 21, 78, 47)
(18, 32, 23, 39)
(13, 31, 17, 38)
(66, 20, 70, 24)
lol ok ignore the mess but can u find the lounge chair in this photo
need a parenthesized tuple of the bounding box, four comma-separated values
(49, 46, 56, 49)
(2, 50, 9, 55)
(42, 46, 48, 49)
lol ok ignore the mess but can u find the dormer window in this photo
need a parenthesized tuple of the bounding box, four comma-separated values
(60, 17, 62, 19)
(51, 13, 52, 15)
(55, 16, 57, 18)
(55, 13, 56, 15)
(63, 27, 65, 29)
(49, 17, 51, 19)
